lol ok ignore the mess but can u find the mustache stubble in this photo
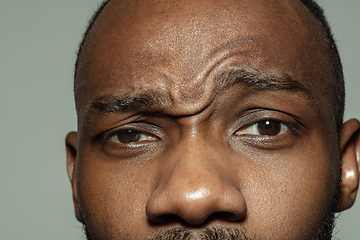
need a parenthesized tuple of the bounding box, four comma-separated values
(148, 225, 254, 240)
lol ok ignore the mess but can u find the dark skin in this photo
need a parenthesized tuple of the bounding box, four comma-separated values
(66, 0, 360, 239)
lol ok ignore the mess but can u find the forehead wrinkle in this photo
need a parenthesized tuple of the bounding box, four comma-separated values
(158, 42, 260, 110)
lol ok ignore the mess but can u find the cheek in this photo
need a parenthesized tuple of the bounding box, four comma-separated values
(76, 149, 154, 238)
(241, 138, 339, 237)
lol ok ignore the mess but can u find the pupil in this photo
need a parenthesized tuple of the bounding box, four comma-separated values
(258, 120, 281, 136)
(264, 121, 272, 130)
(117, 130, 140, 143)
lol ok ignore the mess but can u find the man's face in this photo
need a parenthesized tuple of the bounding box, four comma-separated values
(71, 0, 342, 239)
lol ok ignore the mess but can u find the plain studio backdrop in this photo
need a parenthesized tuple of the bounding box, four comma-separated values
(0, 1, 358, 239)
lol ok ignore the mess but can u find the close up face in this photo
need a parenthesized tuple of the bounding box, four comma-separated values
(66, 0, 359, 239)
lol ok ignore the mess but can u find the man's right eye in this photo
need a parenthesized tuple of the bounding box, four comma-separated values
(108, 129, 159, 144)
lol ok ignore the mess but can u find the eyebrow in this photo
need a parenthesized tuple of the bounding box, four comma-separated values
(88, 67, 315, 115)
(218, 67, 312, 96)
(89, 92, 168, 115)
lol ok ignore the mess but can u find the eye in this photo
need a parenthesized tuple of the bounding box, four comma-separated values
(235, 120, 289, 136)
(109, 129, 159, 144)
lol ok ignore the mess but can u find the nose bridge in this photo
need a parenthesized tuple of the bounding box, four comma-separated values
(171, 135, 223, 190)
(166, 136, 223, 198)
(146, 133, 247, 225)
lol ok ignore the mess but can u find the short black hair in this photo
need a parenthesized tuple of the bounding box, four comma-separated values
(74, 0, 344, 131)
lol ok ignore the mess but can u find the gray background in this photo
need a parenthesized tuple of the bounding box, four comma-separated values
(0, 0, 358, 239)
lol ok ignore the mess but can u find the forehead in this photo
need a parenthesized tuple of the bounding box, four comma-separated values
(75, 0, 332, 118)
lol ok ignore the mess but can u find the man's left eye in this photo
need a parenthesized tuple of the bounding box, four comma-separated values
(235, 120, 289, 136)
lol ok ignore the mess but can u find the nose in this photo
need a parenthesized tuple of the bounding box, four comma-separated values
(146, 138, 247, 226)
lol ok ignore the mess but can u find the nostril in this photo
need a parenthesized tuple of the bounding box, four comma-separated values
(148, 213, 195, 226)
(148, 209, 209, 226)
(148, 211, 246, 227)
(147, 214, 170, 224)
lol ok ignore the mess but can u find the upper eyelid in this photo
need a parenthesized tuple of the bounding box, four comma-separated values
(238, 108, 304, 127)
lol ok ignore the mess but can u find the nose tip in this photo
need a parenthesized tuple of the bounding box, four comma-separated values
(146, 173, 247, 226)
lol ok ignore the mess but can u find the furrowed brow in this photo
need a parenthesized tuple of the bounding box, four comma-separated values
(87, 68, 315, 116)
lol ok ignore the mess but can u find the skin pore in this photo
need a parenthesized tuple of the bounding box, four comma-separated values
(66, 0, 360, 239)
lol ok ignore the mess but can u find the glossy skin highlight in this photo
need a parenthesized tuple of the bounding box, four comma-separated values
(66, 0, 360, 239)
